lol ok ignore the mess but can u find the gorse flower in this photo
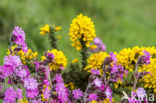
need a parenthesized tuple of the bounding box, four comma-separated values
(42, 49, 67, 71)
(69, 13, 96, 50)
(71, 58, 79, 64)
(55, 26, 61, 31)
(40, 24, 50, 35)
(85, 51, 108, 74)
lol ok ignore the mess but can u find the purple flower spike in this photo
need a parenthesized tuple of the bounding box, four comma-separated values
(143, 50, 151, 65)
(12, 26, 25, 46)
(93, 37, 103, 45)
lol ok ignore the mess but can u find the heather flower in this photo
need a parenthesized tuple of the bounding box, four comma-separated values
(88, 93, 98, 101)
(105, 87, 112, 100)
(93, 37, 102, 45)
(100, 44, 106, 51)
(110, 52, 117, 63)
(3, 87, 17, 103)
(72, 89, 83, 100)
(15, 66, 30, 78)
(41, 85, 51, 102)
(17, 88, 23, 99)
(12, 26, 25, 46)
(4, 55, 22, 69)
(143, 50, 151, 65)
(55, 74, 63, 83)
(110, 64, 118, 74)
(55, 82, 69, 102)
(90, 69, 100, 75)
(93, 78, 102, 87)
(26, 89, 39, 99)
(136, 88, 146, 100)
(24, 78, 38, 90)
(0, 65, 14, 77)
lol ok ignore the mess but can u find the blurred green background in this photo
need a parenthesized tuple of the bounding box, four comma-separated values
(0, 0, 156, 64)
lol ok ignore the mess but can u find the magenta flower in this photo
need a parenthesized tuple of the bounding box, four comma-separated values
(143, 50, 151, 65)
(3, 55, 22, 69)
(17, 88, 23, 99)
(100, 44, 106, 51)
(90, 69, 100, 75)
(93, 37, 103, 45)
(72, 89, 83, 100)
(110, 52, 117, 63)
(93, 78, 102, 87)
(3, 87, 17, 103)
(43, 86, 51, 100)
(88, 93, 98, 101)
(55, 74, 63, 83)
(24, 78, 38, 90)
(0, 65, 14, 77)
(26, 89, 39, 99)
(12, 26, 25, 46)
(55, 83, 69, 102)
(15, 66, 30, 78)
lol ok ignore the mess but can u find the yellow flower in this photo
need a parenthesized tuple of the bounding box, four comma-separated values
(40, 24, 50, 35)
(55, 26, 61, 31)
(69, 82, 74, 90)
(69, 13, 96, 51)
(18, 99, 28, 103)
(42, 49, 67, 70)
(102, 98, 111, 103)
(71, 58, 79, 64)
(85, 51, 108, 74)
(90, 100, 98, 103)
(89, 45, 97, 50)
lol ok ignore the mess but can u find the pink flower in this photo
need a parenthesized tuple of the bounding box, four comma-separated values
(17, 88, 23, 99)
(72, 89, 83, 100)
(24, 78, 38, 90)
(88, 93, 98, 101)
(90, 69, 100, 75)
(93, 78, 102, 87)
(3, 87, 17, 103)
(26, 89, 39, 99)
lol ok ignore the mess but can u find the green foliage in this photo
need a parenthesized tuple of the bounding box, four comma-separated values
(0, 0, 156, 64)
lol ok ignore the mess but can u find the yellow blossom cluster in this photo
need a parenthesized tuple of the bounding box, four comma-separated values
(117, 46, 156, 72)
(69, 13, 96, 51)
(7, 45, 38, 64)
(117, 46, 156, 92)
(85, 51, 108, 74)
(90, 98, 113, 103)
(40, 24, 50, 35)
(42, 49, 67, 70)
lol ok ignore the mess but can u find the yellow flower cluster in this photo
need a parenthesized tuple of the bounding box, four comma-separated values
(85, 51, 108, 74)
(69, 13, 96, 50)
(42, 49, 67, 70)
(71, 58, 79, 64)
(117, 46, 156, 92)
(117, 46, 156, 72)
(40, 24, 50, 35)
(7, 45, 38, 64)
(17, 99, 28, 103)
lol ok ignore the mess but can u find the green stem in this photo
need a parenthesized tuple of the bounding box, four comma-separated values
(49, 28, 58, 49)
(80, 37, 88, 69)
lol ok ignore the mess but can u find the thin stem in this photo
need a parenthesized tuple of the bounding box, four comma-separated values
(133, 63, 139, 91)
(49, 28, 58, 49)
(80, 37, 88, 69)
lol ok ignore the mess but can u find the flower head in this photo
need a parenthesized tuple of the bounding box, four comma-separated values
(136, 88, 146, 100)
(88, 93, 98, 101)
(26, 89, 39, 99)
(72, 89, 83, 100)
(93, 78, 102, 87)
(42, 49, 67, 70)
(90, 69, 100, 75)
(69, 13, 96, 50)
(3, 87, 17, 103)
(40, 24, 50, 35)
(24, 78, 38, 90)
(11, 26, 25, 46)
